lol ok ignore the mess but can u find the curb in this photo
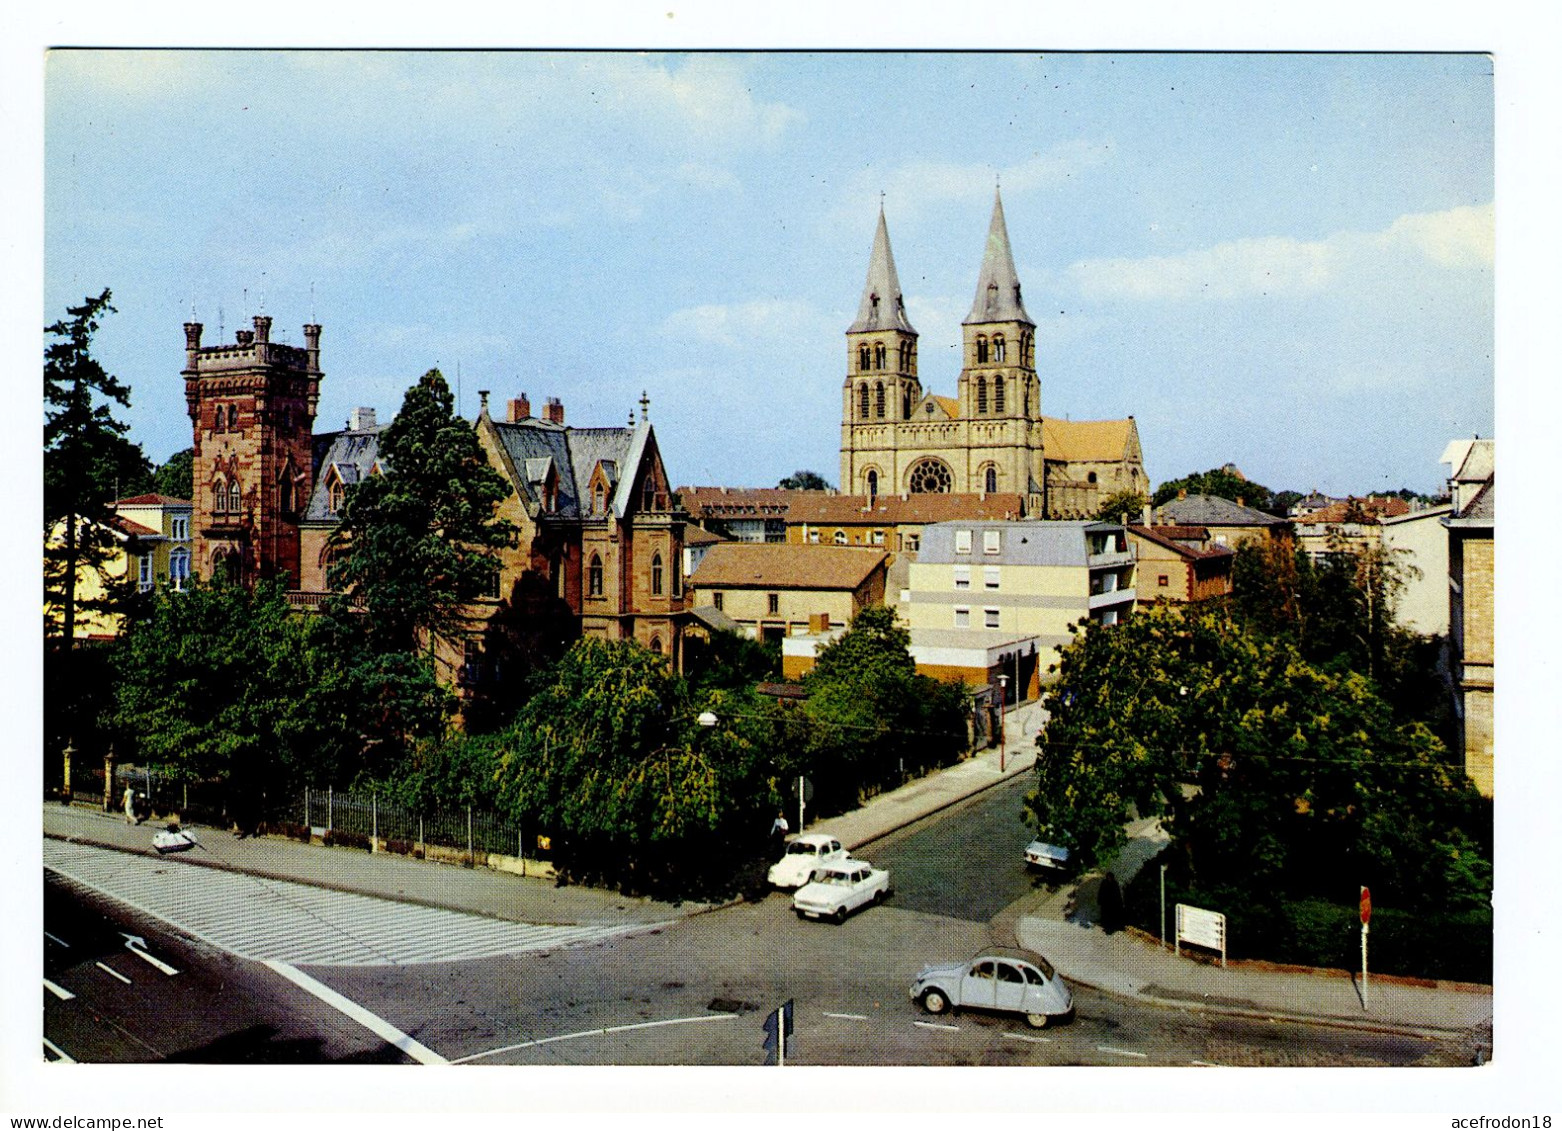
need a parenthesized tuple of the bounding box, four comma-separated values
(837, 756, 1035, 854)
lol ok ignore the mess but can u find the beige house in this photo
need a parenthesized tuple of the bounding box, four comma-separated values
(1151, 493, 1290, 548)
(903, 519, 1137, 697)
(688, 542, 888, 650)
(1126, 524, 1233, 605)
(45, 495, 194, 641)
(838, 192, 1145, 518)
(1443, 438, 1494, 796)
(1380, 504, 1453, 636)
(1293, 496, 1411, 561)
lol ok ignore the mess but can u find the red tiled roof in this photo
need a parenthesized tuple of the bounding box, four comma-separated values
(1127, 525, 1233, 560)
(115, 493, 192, 507)
(106, 514, 159, 538)
(690, 542, 888, 590)
(787, 492, 1027, 525)
(1304, 496, 1411, 524)
(678, 486, 825, 517)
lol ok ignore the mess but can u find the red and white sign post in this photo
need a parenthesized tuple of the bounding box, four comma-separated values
(1359, 885, 1372, 1010)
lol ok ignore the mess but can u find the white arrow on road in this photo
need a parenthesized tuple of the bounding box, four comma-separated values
(120, 932, 179, 975)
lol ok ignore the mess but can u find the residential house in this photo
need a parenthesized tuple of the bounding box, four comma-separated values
(1151, 493, 1290, 547)
(687, 542, 888, 651)
(45, 494, 194, 640)
(1380, 504, 1454, 636)
(1125, 523, 1234, 605)
(1293, 495, 1411, 562)
(901, 519, 1137, 698)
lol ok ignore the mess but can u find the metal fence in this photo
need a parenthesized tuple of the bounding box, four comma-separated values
(298, 787, 548, 863)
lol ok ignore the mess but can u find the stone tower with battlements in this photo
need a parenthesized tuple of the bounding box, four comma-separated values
(182, 314, 321, 586)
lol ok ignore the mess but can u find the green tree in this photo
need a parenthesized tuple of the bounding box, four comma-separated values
(778, 469, 832, 490)
(153, 448, 194, 499)
(1095, 488, 1148, 524)
(328, 369, 516, 654)
(492, 638, 776, 897)
(1153, 466, 1276, 513)
(44, 290, 154, 645)
(1026, 604, 1485, 911)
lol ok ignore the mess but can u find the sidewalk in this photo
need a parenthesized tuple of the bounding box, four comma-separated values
(42, 695, 1490, 1044)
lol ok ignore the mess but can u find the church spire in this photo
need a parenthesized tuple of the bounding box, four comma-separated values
(964, 187, 1033, 326)
(848, 205, 917, 334)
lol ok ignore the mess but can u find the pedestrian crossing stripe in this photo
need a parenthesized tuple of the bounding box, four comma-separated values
(44, 841, 668, 967)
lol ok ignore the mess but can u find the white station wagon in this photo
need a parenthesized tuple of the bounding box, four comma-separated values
(767, 833, 847, 889)
(791, 859, 891, 923)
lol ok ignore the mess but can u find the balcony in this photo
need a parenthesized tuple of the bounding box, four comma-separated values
(1089, 587, 1136, 612)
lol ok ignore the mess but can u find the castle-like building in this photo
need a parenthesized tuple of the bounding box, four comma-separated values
(839, 191, 1146, 518)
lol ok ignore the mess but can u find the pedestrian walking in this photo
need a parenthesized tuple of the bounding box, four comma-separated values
(123, 784, 137, 825)
(770, 811, 789, 850)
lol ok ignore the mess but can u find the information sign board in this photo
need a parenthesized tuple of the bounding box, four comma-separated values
(1175, 902, 1228, 968)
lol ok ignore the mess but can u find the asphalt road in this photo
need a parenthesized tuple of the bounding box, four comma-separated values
(43, 780, 1474, 1067)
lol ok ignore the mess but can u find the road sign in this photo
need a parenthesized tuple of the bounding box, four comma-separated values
(1174, 903, 1227, 969)
(796, 776, 815, 804)
(1359, 886, 1372, 925)
(762, 998, 795, 1066)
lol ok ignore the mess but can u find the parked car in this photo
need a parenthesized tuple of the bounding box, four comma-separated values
(767, 833, 847, 889)
(791, 859, 891, 923)
(909, 948, 1073, 1029)
(1024, 839, 1072, 872)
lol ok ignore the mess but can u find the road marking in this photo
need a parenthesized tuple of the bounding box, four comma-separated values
(1190, 1060, 1222, 1067)
(264, 961, 448, 1065)
(913, 1020, 960, 1032)
(1002, 1032, 1053, 1044)
(823, 1012, 868, 1021)
(42, 1037, 76, 1063)
(1096, 1044, 1149, 1059)
(43, 979, 75, 1001)
(95, 961, 132, 985)
(46, 840, 662, 966)
(451, 1013, 738, 1064)
(126, 945, 179, 976)
(44, 931, 70, 948)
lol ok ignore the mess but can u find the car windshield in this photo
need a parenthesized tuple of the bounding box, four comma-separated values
(786, 842, 818, 856)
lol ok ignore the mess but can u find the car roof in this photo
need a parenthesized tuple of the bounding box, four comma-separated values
(794, 833, 839, 846)
(971, 946, 1052, 968)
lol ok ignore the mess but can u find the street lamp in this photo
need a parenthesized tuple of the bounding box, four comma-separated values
(997, 673, 1009, 773)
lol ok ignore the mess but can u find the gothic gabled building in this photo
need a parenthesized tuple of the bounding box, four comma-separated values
(839, 190, 1147, 518)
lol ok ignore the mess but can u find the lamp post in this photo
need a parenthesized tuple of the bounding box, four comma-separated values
(997, 673, 1009, 773)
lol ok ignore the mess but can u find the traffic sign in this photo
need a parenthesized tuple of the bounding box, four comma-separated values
(1359, 885, 1372, 925)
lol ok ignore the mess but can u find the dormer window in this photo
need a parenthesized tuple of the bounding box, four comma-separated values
(594, 483, 606, 514)
(328, 478, 344, 515)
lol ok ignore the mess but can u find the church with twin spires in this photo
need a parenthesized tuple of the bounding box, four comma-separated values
(840, 190, 1147, 518)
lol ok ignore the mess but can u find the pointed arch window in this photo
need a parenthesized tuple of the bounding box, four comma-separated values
(228, 480, 241, 515)
(649, 636, 663, 656)
(976, 336, 989, 364)
(588, 554, 604, 598)
(651, 552, 664, 596)
(874, 382, 885, 418)
(643, 476, 656, 513)
(994, 375, 1005, 413)
(212, 477, 228, 514)
(279, 476, 295, 515)
(328, 478, 345, 515)
(993, 336, 1006, 362)
(593, 483, 606, 514)
(859, 383, 870, 419)
(976, 376, 988, 414)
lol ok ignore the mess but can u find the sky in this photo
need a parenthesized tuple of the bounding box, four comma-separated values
(42, 50, 1494, 498)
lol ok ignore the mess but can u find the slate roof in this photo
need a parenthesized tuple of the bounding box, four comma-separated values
(917, 520, 1120, 567)
(489, 419, 649, 520)
(964, 188, 1033, 326)
(1448, 477, 1494, 527)
(848, 208, 917, 335)
(303, 427, 384, 522)
(1155, 494, 1288, 528)
(689, 543, 888, 591)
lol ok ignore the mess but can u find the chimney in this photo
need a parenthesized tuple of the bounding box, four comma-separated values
(1141, 503, 1152, 527)
(544, 397, 565, 425)
(302, 323, 322, 372)
(1178, 488, 1187, 499)
(252, 314, 272, 344)
(349, 407, 377, 431)
(509, 393, 531, 422)
(1236, 496, 1244, 509)
(235, 329, 255, 346)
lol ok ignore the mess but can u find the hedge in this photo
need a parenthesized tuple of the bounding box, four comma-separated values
(1123, 863, 1491, 983)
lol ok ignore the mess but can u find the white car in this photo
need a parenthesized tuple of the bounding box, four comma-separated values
(791, 859, 891, 923)
(910, 948, 1074, 1029)
(767, 833, 846, 889)
(1024, 839, 1072, 872)
(152, 824, 198, 854)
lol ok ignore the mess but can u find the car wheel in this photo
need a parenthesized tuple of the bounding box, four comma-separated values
(1025, 1012, 1051, 1030)
(920, 988, 950, 1016)
(833, 907, 847, 925)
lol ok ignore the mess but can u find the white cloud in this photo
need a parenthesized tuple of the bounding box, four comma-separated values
(661, 299, 824, 348)
(839, 139, 1114, 220)
(577, 55, 804, 145)
(1067, 202, 1493, 302)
